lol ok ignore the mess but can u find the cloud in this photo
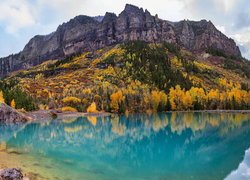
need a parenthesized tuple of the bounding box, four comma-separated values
(216, 25, 226, 34)
(235, 12, 250, 30)
(37, 0, 88, 20)
(0, 0, 36, 34)
(0, 0, 250, 59)
(226, 149, 250, 180)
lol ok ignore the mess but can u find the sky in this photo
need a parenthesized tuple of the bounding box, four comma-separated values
(0, 0, 250, 59)
(226, 148, 250, 180)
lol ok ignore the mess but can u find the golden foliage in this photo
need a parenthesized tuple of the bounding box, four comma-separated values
(110, 90, 125, 113)
(87, 116, 97, 126)
(62, 96, 81, 104)
(189, 87, 206, 107)
(62, 118, 77, 124)
(151, 90, 167, 112)
(61, 106, 78, 112)
(87, 102, 98, 113)
(64, 126, 82, 133)
(12, 45, 250, 113)
(207, 89, 220, 101)
(35, 73, 44, 80)
(82, 88, 92, 95)
(10, 99, 16, 108)
(0, 91, 5, 104)
(183, 91, 193, 110)
(39, 104, 49, 110)
(169, 85, 187, 110)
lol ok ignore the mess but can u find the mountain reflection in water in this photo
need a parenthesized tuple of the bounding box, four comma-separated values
(0, 112, 250, 180)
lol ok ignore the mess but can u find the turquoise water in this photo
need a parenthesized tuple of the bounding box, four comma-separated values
(1, 112, 250, 180)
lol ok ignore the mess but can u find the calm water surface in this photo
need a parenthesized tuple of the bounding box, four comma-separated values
(1, 112, 250, 180)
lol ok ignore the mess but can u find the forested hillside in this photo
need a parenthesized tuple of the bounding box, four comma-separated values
(0, 41, 249, 113)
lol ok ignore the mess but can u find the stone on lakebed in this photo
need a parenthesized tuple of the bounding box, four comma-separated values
(0, 168, 23, 180)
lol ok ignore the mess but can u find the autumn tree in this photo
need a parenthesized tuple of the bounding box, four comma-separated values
(87, 102, 98, 113)
(10, 99, 16, 108)
(110, 90, 125, 113)
(207, 89, 220, 109)
(182, 91, 193, 110)
(0, 91, 4, 104)
(151, 90, 167, 112)
(189, 87, 206, 110)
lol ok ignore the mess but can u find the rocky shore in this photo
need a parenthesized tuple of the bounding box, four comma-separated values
(27, 110, 112, 121)
(0, 103, 31, 124)
(0, 102, 249, 124)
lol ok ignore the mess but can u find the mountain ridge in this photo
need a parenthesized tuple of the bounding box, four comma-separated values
(0, 4, 242, 77)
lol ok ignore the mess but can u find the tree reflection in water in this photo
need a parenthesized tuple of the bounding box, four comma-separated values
(0, 112, 250, 180)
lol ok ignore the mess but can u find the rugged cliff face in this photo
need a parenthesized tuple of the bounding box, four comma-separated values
(0, 4, 241, 77)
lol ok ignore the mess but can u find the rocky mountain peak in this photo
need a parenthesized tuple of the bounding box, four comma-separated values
(92, 15, 104, 22)
(102, 12, 117, 23)
(123, 4, 144, 14)
(0, 4, 242, 77)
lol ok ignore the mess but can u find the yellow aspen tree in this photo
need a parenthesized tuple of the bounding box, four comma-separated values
(151, 90, 167, 112)
(110, 90, 125, 113)
(87, 102, 98, 113)
(207, 89, 220, 101)
(169, 85, 185, 110)
(11, 99, 16, 108)
(228, 88, 247, 104)
(189, 87, 206, 105)
(151, 91, 161, 112)
(183, 91, 193, 110)
(0, 91, 5, 104)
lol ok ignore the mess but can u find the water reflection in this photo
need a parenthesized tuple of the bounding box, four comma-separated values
(0, 112, 250, 180)
(226, 149, 250, 180)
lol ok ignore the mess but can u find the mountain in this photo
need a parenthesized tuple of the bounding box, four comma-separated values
(0, 4, 241, 77)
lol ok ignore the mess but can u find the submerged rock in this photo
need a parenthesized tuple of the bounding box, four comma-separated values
(0, 103, 30, 124)
(0, 168, 23, 180)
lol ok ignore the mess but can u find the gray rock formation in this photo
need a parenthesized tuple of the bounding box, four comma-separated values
(0, 103, 30, 123)
(0, 168, 23, 180)
(0, 4, 241, 77)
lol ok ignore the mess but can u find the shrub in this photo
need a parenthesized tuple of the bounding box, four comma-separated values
(87, 102, 98, 113)
(62, 96, 81, 104)
(0, 79, 37, 111)
(61, 106, 78, 112)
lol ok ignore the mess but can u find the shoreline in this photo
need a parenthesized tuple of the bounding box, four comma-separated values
(26, 110, 112, 121)
(164, 110, 250, 114)
(25, 109, 250, 121)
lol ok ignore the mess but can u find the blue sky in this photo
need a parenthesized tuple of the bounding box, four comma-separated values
(0, 0, 250, 59)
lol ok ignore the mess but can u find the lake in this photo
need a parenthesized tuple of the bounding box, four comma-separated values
(0, 112, 250, 180)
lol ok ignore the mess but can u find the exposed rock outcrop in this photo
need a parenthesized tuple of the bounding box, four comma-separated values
(0, 4, 241, 77)
(0, 103, 30, 123)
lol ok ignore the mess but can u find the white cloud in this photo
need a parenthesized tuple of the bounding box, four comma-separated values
(0, 0, 36, 34)
(216, 25, 226, 34)
(226, 149, 250, 180)
(37, 0, 187, 21)
(37, 0, 88, 18)
(215, 0, 239, 13)
(0, 0, 250, 59)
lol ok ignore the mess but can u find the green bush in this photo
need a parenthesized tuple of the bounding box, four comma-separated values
(0, 79, 38, 111)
